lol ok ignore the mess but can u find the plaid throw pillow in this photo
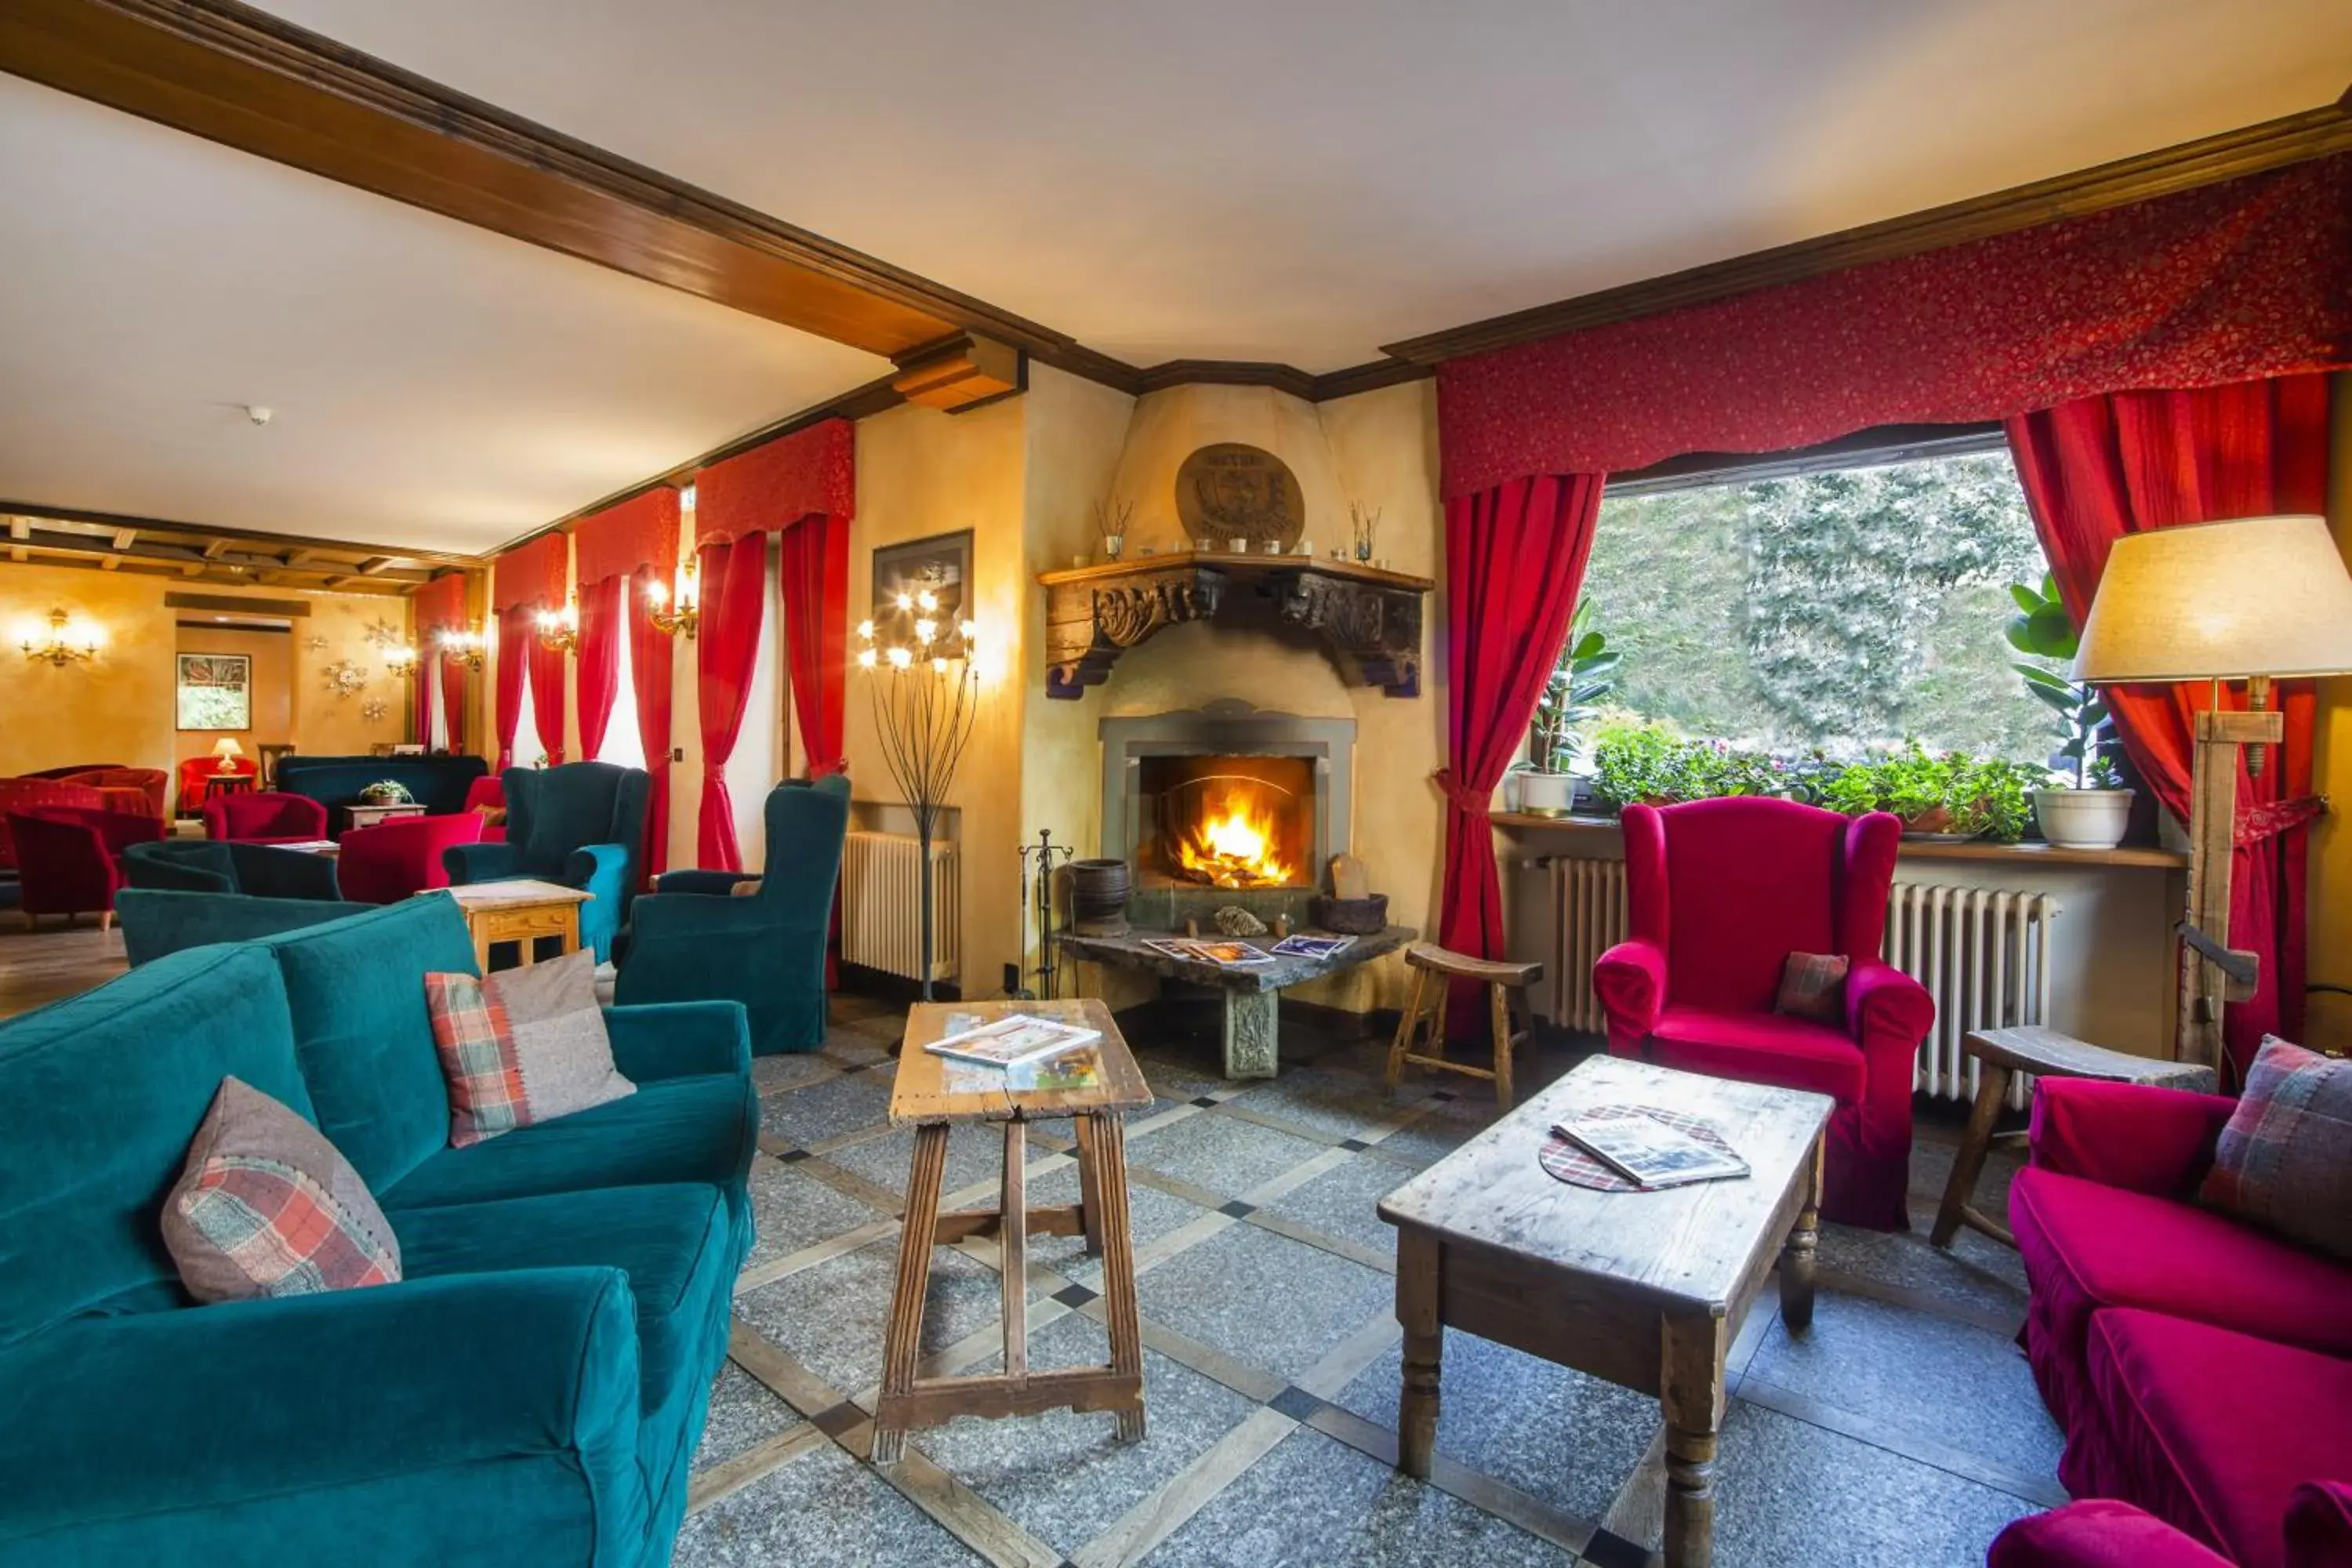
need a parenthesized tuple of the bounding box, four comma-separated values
(162, 1077, 401, 1303)
(425, 949, 633, 1149)
(2200, 1036, 2352, 1261)
(1774, 951, 1849, 1024)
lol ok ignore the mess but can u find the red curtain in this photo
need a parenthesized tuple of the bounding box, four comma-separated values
(1436, 474, 1607, 1030)
(494, 604, 531, 771)
(778, 513, 849, 773)
(441, 651, 466, 755)
(2005, 375, 2332, 1072)
(410, 572, 470, 750)
(575, 575, 622, 762)
(695, 537, 768, 871)
(528, 630, 567, 767)
(628, 564, 674, 881)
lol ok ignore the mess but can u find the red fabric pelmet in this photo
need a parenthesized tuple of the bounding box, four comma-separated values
(1437, 154, 2352, 497)
(696, 419, 855, 547)
(573, 487, 680, 589)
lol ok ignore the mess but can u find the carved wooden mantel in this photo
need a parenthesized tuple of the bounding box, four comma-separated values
(1039, 550, 1432, 699)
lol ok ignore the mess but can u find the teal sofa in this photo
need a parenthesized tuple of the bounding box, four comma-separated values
(615, 776, 850, 1056)
(444, 763, 649, 964)
(0, 898, 757, 1567)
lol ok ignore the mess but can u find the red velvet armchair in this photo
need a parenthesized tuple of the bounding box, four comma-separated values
(462, 775, 506, 843)
(334, 813, 484, 904)
(57, 767, 169, 820)
(204, 790, 329, 844)
(8, 805, 165, 927)
(0, 779, 103, 870)
(173, 754, 257, 815)
(1592, 797, 1933, 1229)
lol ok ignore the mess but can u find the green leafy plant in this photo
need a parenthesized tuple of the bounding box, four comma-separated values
(358, 779, 415, 804)
(2007, 573, 2118, 789)
(1527, 602, 1622, 774)
(1817, 743, 2038, 842)
(1589, 724, 1793, 809)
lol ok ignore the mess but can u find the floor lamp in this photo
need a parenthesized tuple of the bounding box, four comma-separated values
(2072, 514, 2352, 1076)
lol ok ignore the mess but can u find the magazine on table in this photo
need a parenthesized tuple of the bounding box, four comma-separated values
(1553, 1109, 1749, 1189)
(1138, 937, 1274, 967)
(1270, 934, 1352, 960)
(926, 1013, 1102, 1069)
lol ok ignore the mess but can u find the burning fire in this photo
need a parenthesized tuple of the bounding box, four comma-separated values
(1173, 785, 1294, 888)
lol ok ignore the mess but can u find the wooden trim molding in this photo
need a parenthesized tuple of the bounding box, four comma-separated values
(0, 499, 462, 593)
(1382, 103, 2352, 365)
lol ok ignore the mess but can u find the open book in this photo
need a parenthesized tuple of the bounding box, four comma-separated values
(926, 1013, 1103, 1069)
(1553, 1109, 1749, 1189)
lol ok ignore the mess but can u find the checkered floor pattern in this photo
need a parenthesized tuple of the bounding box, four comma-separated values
(673, 996, 2063, 1568)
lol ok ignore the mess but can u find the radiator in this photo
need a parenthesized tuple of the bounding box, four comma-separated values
(1544, 857, 2059, 1103)
(843, 831, 960, 983)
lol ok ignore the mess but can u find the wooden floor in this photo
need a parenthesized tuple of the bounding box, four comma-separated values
(0, 915, 130, 1021)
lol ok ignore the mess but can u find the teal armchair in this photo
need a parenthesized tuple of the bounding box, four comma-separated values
(122, 839, 344, 902)
(115, 887, 373, 966)
(442, 762, 649, 963)
(615, 775, 849, 1055)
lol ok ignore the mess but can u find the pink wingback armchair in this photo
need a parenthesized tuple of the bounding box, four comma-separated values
(1592, 797, 1933, 1230)
(334, 812, 484, 904)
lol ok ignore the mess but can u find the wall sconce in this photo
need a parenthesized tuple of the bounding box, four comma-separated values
(383, 641, 419, 678)
(440, 626, 486, 671)
(19, 608, 100, 667)
(646, 561, 700, 640)
(535, 593, 580, 654)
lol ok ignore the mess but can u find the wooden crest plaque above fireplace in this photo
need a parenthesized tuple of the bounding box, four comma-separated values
(1037, 550, 1432, 699)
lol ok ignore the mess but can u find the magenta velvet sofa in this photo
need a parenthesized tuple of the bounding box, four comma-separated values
(2009, 1078, 2352, 1567)
(1592, 797, 1933, 1229)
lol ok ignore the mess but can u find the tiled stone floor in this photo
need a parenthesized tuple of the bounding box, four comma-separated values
(676, 995, 2063, 1567)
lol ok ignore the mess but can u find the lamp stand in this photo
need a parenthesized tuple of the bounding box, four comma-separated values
(2179, 702, 2279, 1076)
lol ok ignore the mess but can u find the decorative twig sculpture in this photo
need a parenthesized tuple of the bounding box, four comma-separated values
(857, 590, 983, 1000)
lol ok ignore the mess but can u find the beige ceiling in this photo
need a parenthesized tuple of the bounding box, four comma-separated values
(0, 74, 884, 554)
(253, 0, 2352, 372)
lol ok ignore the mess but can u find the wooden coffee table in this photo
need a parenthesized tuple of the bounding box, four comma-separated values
(1377, 1056, 1833, 1568)
(871, 1000, 1156, 1465)
(437, 878, 591, 971)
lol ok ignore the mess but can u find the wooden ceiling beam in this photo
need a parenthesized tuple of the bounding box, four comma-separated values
(0, 0, 1137, 390)
(7, 519, 28, 541)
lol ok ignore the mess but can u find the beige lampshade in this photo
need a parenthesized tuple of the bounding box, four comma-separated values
(2074, 514, 2352, 684)
(211, 737, 244, 759)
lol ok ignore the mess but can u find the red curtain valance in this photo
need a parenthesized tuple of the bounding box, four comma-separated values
(573, 487, 681, 587)
(412, 572, 467, 637)
(1436, 153, 2352, 498)
(490, 530, 570, 614)
(696, 418, 855, 546)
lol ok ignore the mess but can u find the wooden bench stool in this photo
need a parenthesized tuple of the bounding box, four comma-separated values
(1384, 942, 1543, 1112)
(1930, 1024, 2217, 1250)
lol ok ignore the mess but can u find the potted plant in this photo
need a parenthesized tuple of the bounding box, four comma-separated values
(1519, 604, 1621, 815)
(357, 779, 415, 806)
(2008, 573, 2133, 849)
(1817, 745, 2039, 842)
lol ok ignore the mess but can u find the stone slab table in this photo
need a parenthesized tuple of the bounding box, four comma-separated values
(1056, 924, 1415, 1079)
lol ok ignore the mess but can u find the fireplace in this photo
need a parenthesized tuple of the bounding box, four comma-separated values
(1100, 702, 1353, 928)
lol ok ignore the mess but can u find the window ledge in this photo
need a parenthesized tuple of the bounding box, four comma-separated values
(1488, 811, 2188, 871)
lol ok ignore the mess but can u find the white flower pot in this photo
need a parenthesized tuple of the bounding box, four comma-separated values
(2034, 788, 2135, 851)
(1519, 771, 1577, 818)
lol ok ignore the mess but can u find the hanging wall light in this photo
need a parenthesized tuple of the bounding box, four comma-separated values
(646, 481, 702, 638)
(440, 625, 486, 672)
(535, 592, 580, 654)
(18, 608, 100, 667)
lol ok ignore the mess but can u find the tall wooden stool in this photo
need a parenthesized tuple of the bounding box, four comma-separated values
(872, 1000, 1155, 1464)
(1930, 1025, 2216, 1250)
(1385, 942, 1543, 1112)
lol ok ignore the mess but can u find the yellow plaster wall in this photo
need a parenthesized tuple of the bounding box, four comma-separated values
(2308, 374, 2352, 1053)
(848, 394, 1033, 997)
(0, 562, 406, 780)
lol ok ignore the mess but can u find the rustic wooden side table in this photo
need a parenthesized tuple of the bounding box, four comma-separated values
(437, 879, 591, 973)
(1929, 1024, 2217, 1250)
(871, 999, 1156, 1464)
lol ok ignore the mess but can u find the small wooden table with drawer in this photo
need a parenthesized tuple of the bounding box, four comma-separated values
(437, 879, 591, 972)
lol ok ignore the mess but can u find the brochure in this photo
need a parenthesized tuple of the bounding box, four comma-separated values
(1270, 934, 1353, 960)
(1553, 1109, 1749, 1189)
(926, 1013, 1103, 1069)
(1186, 939, 1274, 967)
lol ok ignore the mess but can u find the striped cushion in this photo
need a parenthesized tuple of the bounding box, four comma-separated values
(1773, 950, 1849, 1025)
(2201, 1036, 2352, 1262)
(425, 950, 633, 1149)
(163, 1077, 401, 1302)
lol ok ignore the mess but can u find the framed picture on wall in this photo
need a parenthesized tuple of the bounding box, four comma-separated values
(176, 653, 252, 731)
(870, 529, 972, 627)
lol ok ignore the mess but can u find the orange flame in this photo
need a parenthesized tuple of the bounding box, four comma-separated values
(1174, 783, 1294, 888)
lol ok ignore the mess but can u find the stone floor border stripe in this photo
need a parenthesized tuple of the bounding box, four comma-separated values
(683, 1421, 827, 1514)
